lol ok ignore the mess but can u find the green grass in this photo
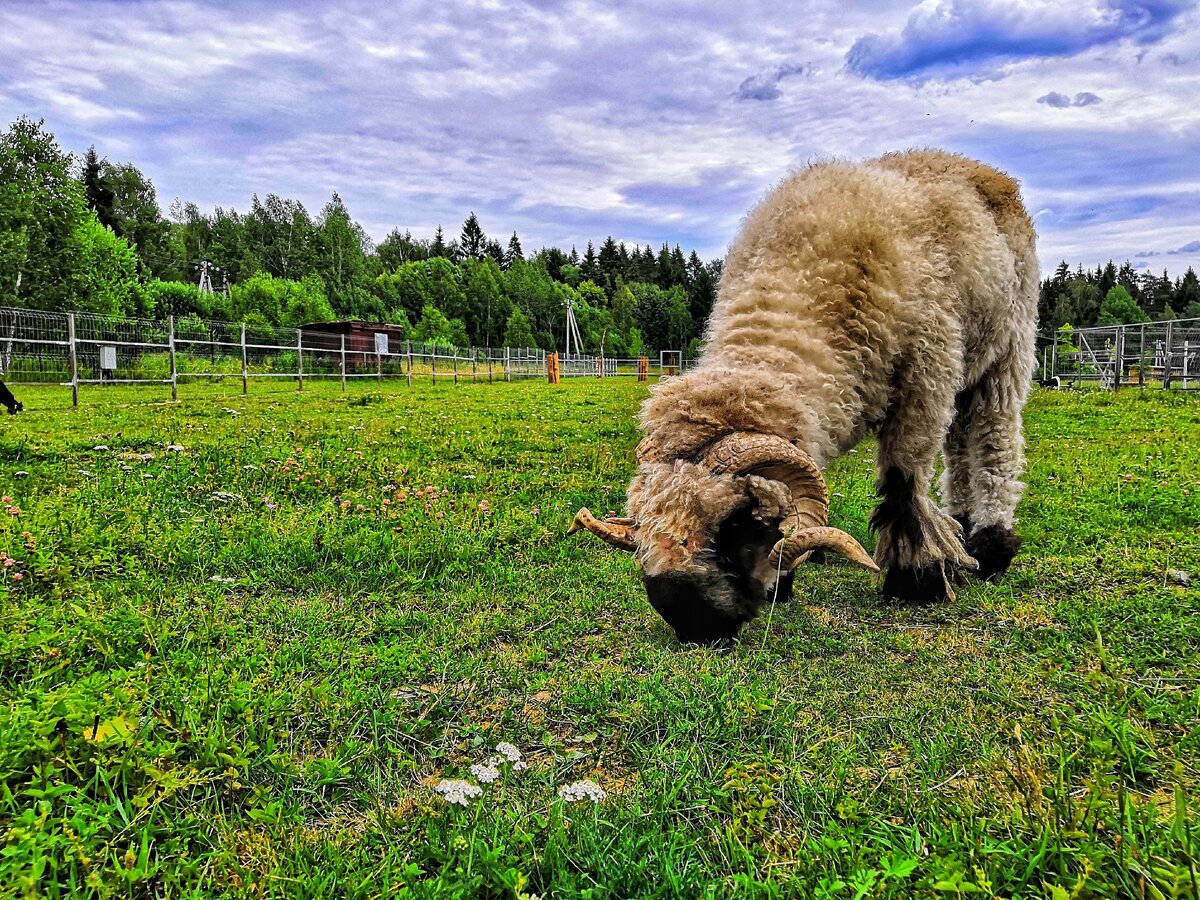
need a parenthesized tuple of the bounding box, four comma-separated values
(1, 379, 1199, 898)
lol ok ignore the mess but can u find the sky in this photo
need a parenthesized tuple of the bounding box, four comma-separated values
(2, 0, 1200, 277)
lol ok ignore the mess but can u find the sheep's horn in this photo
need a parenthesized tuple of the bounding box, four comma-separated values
(769, 526, 879, 573)
(700, 432, 829, 536)
(568, 507, 637, 551)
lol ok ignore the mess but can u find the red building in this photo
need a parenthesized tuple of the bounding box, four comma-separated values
(299, 321, 408, 369)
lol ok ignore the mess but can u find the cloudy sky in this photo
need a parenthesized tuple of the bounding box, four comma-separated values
(2, 0, 1199, 275)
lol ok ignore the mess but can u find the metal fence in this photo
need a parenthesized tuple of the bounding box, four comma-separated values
(1040, 317, 1200, 390)
(0, 306, 679, 405)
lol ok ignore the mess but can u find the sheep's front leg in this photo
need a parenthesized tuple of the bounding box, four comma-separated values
(871, 388, 977, 603)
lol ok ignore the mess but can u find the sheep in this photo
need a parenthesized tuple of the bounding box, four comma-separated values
(0, 380, 20, 415)
(571, 149, 1038, 644)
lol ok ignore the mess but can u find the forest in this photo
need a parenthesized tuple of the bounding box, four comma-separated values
(3, 116, 1198, 357)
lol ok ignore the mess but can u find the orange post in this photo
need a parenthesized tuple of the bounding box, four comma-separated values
(547, 352, 560, 384)
(637, 357, 649, 382)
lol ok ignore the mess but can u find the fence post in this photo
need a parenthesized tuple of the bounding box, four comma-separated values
(1113, 327, 1124, 391)
(296, 329, 304, 391)
(341, 334, 347, 392)
(1184, 341, 1191, 390)
(472, 352, 477, 382)
(1139, 324, 1146, 387)
(453, 350, 459, 385)
(168, 314, 178, 401)
(377, 341, 383, 384)
(432, 347, 437, 385)
(68, 312, 79, 407)
(406, 341, 412, 387)
(504, 347, 510, 382)
(488, 351, 493, 383)
(1163, 321, 1174, 389)
(241, 323, 248, 394)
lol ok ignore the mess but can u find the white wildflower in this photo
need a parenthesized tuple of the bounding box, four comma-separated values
(513, 760, 528, 772)
(557, 780, 606, 803)
(433, 779, 483, 806)
(495, 742, 522, 763)
(470, 760, 501, 783)
(92, 445, 109, 451)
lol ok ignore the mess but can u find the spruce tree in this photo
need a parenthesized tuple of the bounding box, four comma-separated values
(431, 225, 448, 258)
(504, 231, 523, 269)
(459, 212, 485, 260)
(81, 146, 117, 232)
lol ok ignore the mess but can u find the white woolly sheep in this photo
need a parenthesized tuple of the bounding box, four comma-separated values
(572, 149, 1038, 644)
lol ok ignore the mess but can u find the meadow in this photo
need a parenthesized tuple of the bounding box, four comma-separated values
(1, 378, 1198, 898)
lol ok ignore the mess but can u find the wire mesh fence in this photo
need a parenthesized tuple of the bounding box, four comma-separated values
(0, 306, 680, 405)
(1040, 317, 1200, 390)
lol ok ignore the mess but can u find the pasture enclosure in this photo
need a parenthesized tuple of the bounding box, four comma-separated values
(0, 305, 677, 406)
(1043, 316, 1200, 390)
(1, 380, 1199, 897)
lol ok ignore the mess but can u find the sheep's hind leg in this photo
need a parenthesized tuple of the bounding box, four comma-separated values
(958, 348, 1032, 581)
(942, 388, 975, 545)
(872, 386, 976, 603)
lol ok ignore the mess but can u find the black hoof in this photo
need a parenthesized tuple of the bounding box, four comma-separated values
(966, 525, 1021, 581)
(882, 563, 952, 604)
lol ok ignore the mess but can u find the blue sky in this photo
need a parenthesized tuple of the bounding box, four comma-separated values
(2, 0, 1199, 276)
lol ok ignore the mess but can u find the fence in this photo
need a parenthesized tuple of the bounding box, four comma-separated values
(1040, 317, 1200, 390)
(0, 306, 681, 405)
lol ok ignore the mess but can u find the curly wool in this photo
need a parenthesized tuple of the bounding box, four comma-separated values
(628, 464, 790, 577)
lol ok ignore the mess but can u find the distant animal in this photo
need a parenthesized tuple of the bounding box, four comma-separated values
(0, 380, 21, 415)
(1038, 375, 1061, 389)
(571, 149, 1038, 644)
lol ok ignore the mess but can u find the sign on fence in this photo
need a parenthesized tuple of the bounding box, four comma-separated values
(374, 333, 389, 355)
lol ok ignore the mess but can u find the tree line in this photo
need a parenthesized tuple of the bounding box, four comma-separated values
(1, 117, 718, 356)
(1040, 259, 1200, 332)
(4, 116, 1198, 356)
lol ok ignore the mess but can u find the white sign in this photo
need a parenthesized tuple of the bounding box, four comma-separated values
(100, 345, 118, 371)
(375, 333, 389, 355)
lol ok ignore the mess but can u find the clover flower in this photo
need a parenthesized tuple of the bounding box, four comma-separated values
(557, 780, 606, 803)
(434, 779, 483, 807)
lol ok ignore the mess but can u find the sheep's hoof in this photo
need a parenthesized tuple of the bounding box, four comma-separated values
(882, 564, 952, 604)
(966, 525, 1021, 581)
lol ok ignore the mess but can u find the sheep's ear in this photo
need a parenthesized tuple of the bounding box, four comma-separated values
(568, 507, 637, 551)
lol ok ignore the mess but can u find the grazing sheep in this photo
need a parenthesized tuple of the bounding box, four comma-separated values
(0, 380, 20, 415)
(571, 149, 1038, 643)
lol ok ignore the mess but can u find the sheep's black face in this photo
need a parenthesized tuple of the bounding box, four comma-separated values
(643, 508, 795, 644)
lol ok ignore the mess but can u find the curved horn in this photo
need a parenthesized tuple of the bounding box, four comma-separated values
(700, 432, 828, 534)
(568, 507, 637, 552)
(769, 526, 879, 573)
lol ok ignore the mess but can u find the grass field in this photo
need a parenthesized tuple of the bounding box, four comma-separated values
(2, 378, 1199, 898)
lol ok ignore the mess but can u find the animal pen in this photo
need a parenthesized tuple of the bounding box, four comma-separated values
(0, 305, 682, 405)
(1040, 316, 1200, 390)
